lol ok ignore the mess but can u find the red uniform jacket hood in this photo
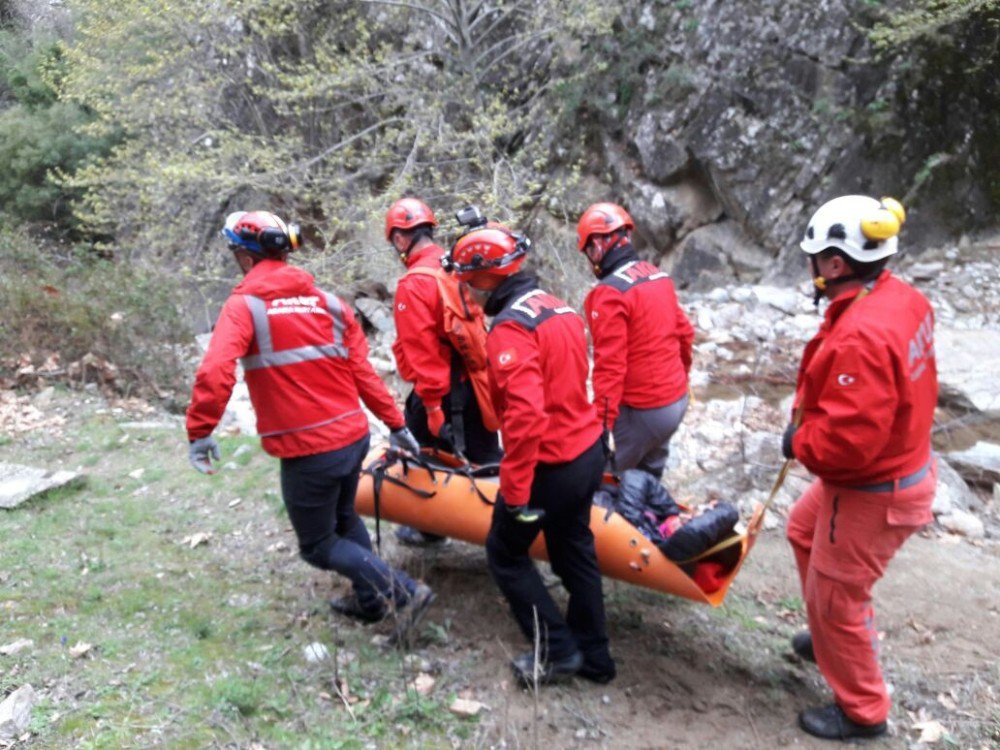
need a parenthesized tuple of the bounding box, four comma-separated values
(233, 259, 317, 300)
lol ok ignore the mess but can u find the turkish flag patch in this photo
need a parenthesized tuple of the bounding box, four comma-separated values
(497, 349, 517, 368)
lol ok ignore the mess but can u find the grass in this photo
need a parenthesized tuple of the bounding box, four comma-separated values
(0, 390, 477, 748)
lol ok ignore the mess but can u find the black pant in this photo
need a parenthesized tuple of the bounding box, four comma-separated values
(280, 434, 415, 611)
(404, 379, 502, 464)
(486, 438, 612, 671)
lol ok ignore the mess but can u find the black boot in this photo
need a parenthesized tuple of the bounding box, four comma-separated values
(792, 631, 815, 663)
(330, 594, 387, 624)
(395, 526, 448, 548)
(511, 650, 583, 687)
(388, 583, 437, 647)
(799, 704, 887, 740)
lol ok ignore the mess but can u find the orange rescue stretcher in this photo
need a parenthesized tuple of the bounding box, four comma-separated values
(356, 447, 770, 606)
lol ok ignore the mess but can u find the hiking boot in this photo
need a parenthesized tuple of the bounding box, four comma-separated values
(577, 659, 616, 685)
(511, 650, 584, 687)
(799, 704, 887, 741)
(329, 594, 387, 624)
(388, 584, 436, 647)
(792, 631, 815, 663)
(395, 526, 448, 548)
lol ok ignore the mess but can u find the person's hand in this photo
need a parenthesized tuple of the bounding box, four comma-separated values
(781, 424, 798, 460)
(389, 426, 421, 455)
(425, 402, 445, 438)
(499, 493, 545, 524)
(189, 436, 221, 474)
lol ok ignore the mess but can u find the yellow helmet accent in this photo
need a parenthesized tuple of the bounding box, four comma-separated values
(860, 208, 900, 241)
(879, 197, 906, 225)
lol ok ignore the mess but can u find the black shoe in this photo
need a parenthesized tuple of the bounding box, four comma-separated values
(511, 650, 584, 687)
(395, 526, 448, 548)
(799, 704, 887, 740)
(388, 584, 436, 647)
(330, 594, 387, 624)
(577, 659, 616, 684)
(792, 631, 815, 663)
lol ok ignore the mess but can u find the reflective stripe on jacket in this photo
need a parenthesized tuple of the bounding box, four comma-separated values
(791, 271, 938, 485)
(585, 257, 694, 429)
(186, 259, 404, 458)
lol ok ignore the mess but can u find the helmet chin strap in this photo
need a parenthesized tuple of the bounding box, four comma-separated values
(810, 256, 859, 307)
(589, 234, 629, 276)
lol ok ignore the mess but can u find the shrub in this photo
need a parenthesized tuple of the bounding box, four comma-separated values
(0, 222, 192, 398)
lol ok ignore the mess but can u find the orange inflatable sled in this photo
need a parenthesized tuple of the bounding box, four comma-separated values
(356, 449, 767, 606)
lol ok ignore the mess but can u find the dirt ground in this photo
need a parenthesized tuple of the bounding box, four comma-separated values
(390, 524, 1000, 748)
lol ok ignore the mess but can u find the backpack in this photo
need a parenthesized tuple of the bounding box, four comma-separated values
(406, 266, 500, 432)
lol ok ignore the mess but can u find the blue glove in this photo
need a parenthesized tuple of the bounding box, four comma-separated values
(189, 436, 221, 474)
(389, 426, 421, 455)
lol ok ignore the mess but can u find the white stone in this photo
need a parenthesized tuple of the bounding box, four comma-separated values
(751, 285, 800, 315)
(0, 463, 83, 510)
(0, 684, 36, 741)
(303, 642, 330, 663)
(707, 287, 730, 303)
(946, 441, 1000, 486)
(935, 329, 1000, 413)
(938, 509, 985, 539)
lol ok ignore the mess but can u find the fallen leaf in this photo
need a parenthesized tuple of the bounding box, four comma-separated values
(913, 719, 946, 743)
(936, 693, 957, 711)
(228, 498, 242, 508)
(69, 642, 93, 659)
(449, 698, 485, 717)
(128, 468, 145, 480)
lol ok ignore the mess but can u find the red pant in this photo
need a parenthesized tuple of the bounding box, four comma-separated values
(786, 462, 935, 724)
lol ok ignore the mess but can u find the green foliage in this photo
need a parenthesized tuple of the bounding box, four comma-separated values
(0, 32, 117, 226)
(868, 0, 1000, 54)
(55, 0, 602, 268)
(0, 221, 190, 395)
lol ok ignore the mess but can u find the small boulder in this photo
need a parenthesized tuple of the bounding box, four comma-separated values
(0, 684, 36, 741)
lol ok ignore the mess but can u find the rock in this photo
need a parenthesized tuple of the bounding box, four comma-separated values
(934, 329, 1000, 413)
(934, 458, 982, 514)
(938, 509, 985, 539)
(672, 221, 770, 289)
(303, 642, 330, 663)
(632, 113, 690, 183)
(750, 285, 801, 315)
(945, 441, 1000, 487)
(628, 177, 723, 244)
(448, 698, 485, 717)
(0, 463, 84, 510)
(354, 297, 395, 334)
(906, 261, 945, 281)
(0, 640, 33, 657)
(0, 684, 36, 741)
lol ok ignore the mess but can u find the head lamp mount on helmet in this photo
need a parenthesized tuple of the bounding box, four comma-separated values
(443, 208, 530, 281)
(222, 211, 300, 256)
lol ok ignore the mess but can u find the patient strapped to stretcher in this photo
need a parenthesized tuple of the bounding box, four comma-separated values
(592, 470, 740, 593)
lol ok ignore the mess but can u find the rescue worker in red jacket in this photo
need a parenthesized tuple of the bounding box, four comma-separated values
(577, 203, 695, 477)
(782, 196, 937, 740)
(186, 210, 434, 639)
(447, 208, 615, 686)
(386, 198, 502, 546)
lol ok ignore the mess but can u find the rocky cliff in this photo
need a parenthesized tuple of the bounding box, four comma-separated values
(582, 1, 999, 289)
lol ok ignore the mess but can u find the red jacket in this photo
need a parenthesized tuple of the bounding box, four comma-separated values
(391, 243, 453, 405)
(584, 255, 694, 428)
(791, 271, 937, 485)
(187, 259, 404, 458)
(485, 275, 603, 507)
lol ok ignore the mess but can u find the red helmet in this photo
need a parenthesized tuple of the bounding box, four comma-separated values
(576, 202, 634, 251)
(446, 224, 529, 284)
(222, 210, 301, 256)
(385, 198, 438, 240)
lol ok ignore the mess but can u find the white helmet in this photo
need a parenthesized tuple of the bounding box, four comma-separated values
(800, 195, 906, 262)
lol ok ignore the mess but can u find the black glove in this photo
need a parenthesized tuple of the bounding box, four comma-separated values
(389, 426, 420, 454)
(498, 493, 545, 524)
(781, 423, 798, 460)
